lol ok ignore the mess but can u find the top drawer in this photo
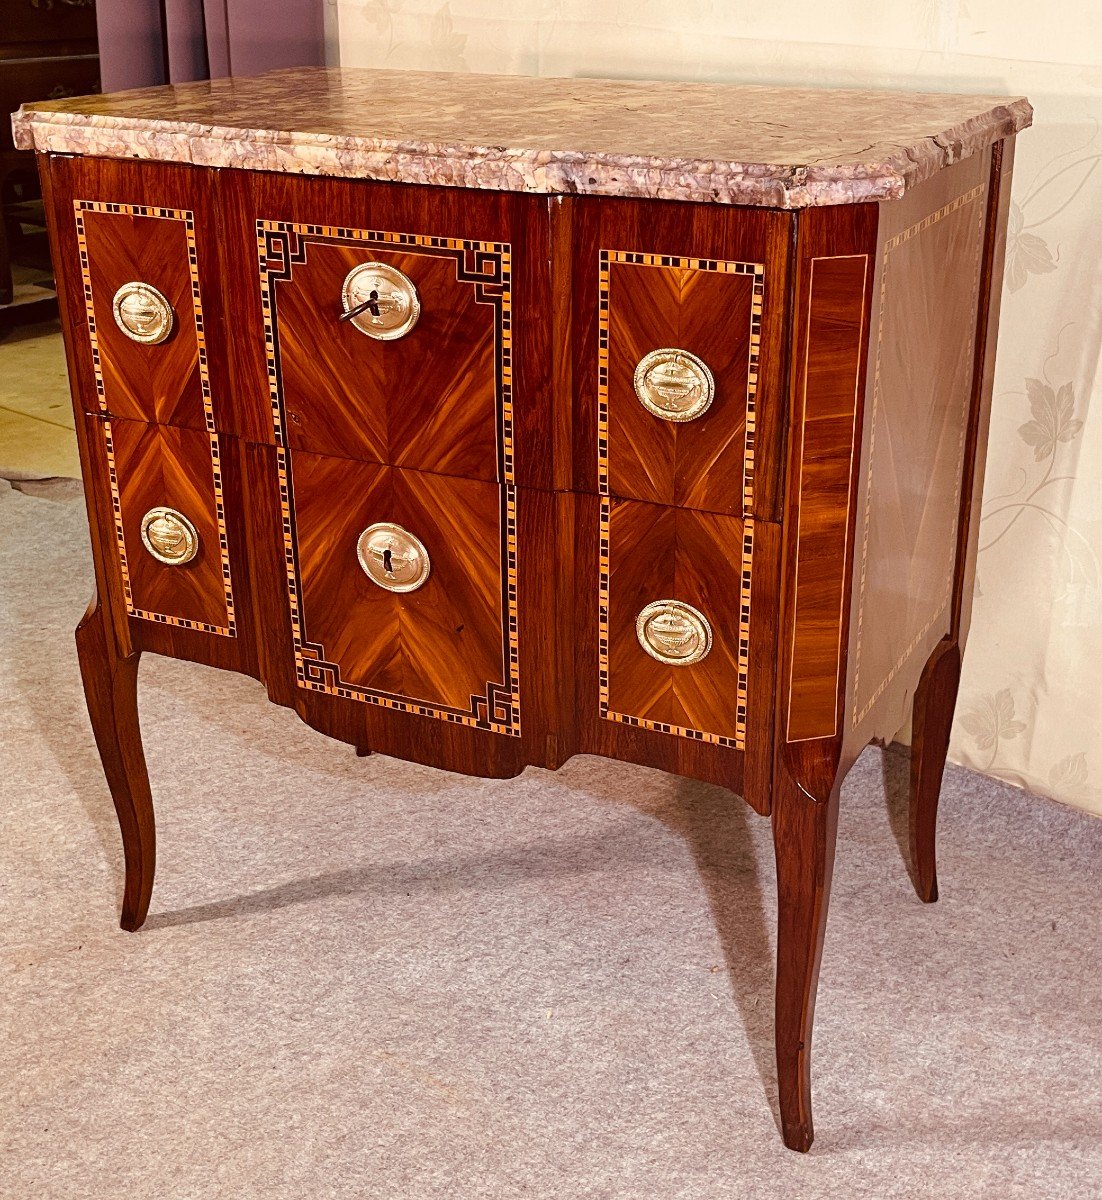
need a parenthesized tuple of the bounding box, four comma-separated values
(44, 157, 229, 434)
(260, 226, 500, 481)
(63, 172, 222, 433)
(571, 197, 790, 521)
(228, 173, 554, 488)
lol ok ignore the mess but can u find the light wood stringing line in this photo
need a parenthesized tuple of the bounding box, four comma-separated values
(850, 181, 987, 725)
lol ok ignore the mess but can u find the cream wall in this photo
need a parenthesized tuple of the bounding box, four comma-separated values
(332, 1, 1102, 817)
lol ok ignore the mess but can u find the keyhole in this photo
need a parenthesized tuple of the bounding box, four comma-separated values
(382, 547, 394, 574)
(366, 288, 381, 317)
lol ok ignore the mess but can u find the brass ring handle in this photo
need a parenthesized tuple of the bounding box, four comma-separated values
(633, 348, 715, 422)
(112, 282, 174, 345)
(357, 522, 431, 592)
(140, 507, 199, 565)
(341, 262, 421, 340)
(636, 600, 713, 666)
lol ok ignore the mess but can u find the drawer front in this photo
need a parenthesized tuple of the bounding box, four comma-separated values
(255, 198, 513, 484)
(74, 200, 211, 430)
(571, 196, 789, 521)
(601, 251, 762, 517)
(600, 496, 750, 747)
(92, 417, 236, 636)
(283, 450, 520, 736)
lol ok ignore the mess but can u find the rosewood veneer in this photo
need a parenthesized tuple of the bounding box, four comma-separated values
(13, 68, 1030, 1150)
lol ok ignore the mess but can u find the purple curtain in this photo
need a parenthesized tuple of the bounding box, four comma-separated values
(95, 0, 325, 92)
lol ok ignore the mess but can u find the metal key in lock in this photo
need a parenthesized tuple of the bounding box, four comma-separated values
(340, 262, 421, 340)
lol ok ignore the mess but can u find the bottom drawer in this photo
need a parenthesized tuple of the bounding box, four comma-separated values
(599, 495, 751, 750)
(284, 451, 518, 733)
(94, 417, 235, 635)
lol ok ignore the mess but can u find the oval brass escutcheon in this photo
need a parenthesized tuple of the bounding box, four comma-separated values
(341, 262, 421, 340)
(140, 507, 199, 566)
(357, 522, 431, 592)
(636, 599, 713, 666)
(111, 282, 175, 345)
(633, 348, 715, 422)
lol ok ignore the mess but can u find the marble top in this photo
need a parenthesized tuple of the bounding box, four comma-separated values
(11, 67, 1031, 209)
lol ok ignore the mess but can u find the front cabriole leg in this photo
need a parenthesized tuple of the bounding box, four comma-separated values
(771, 756, 842, 1152)
(75, 596, 156, 931)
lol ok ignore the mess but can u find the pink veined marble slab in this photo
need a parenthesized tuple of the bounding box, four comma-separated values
(11, 66, 1032, 209)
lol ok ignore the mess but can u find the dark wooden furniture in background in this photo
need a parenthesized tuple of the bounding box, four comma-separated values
(15, 70, 1029, 1151)
(0, 0, 98, 306)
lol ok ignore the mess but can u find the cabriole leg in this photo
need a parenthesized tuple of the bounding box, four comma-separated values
(772, 767, 841, 1152)
(909, 637, 962, 903)
(75, 598, 155, 931)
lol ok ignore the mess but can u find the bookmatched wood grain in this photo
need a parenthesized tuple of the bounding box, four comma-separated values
(569, 194, 791, 522)
(43, 156, 232, 432)
(79, 205, 207, 429)
(603, 252, 761, 517)
(105, 416, 234, 633)
(220, 171, 559, 493)
(603, 496, 749, 747)
(266, 235, 500, 481)
(238, 441, 564, 779)
(289, 450, 510, 721)
(572, 491, 781, 812)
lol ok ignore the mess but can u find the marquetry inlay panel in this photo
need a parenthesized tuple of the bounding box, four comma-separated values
(851, 162, 989, 726)
(601, 496, 750, 747)
(598, 251, 761, 750)
(257, 222, 520, 736)
(257, 232, 499, 480)
(34, 74, 1025, 1155)
(104, 419, 236, 634)
(601, 252, 763, 516)
(74, 200, 236, 637)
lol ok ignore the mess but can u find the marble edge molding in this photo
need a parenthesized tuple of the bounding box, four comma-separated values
(10, 96, 1033, 209)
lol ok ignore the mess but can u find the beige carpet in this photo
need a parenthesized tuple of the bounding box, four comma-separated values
(1, 477, 1100, 1199)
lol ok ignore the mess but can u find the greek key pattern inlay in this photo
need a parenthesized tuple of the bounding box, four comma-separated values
(257, 221, 520, 737)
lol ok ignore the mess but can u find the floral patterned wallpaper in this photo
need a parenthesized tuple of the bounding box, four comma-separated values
(333, 0, 1102, 817)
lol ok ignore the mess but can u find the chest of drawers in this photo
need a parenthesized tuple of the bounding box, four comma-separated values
(14, 68, 1030, 1151)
